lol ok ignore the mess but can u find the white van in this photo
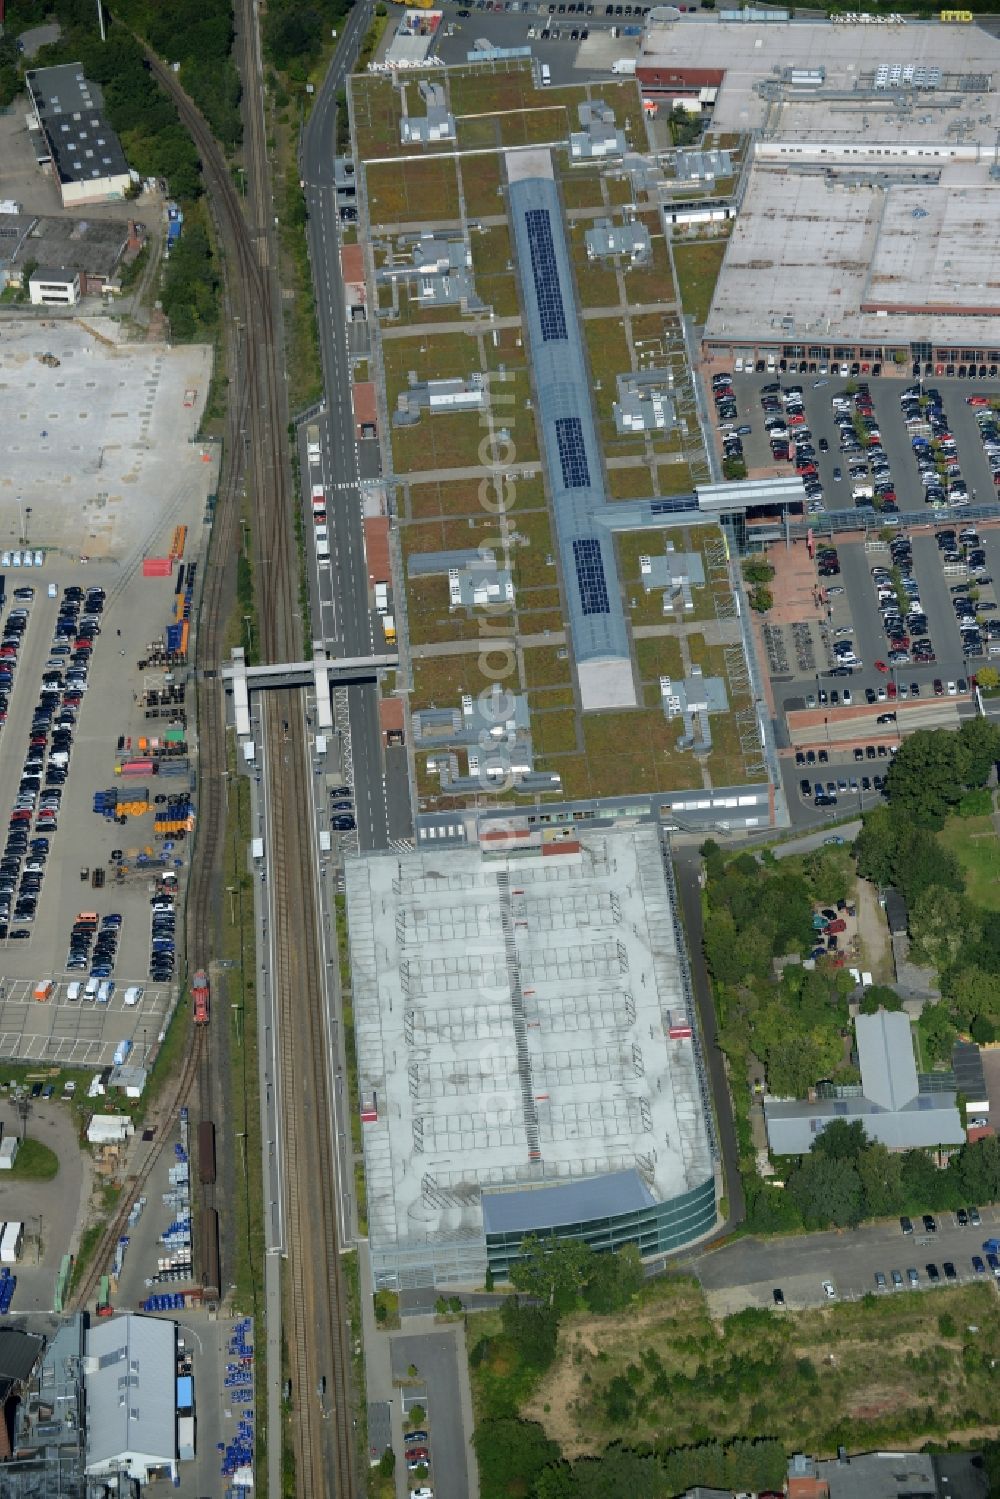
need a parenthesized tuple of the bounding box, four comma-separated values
(97, 980, 114, 1004)
(540, 62, 551, 85)
(66, 981, 81, 1002)
(316, 538, 330, 560)
(84, 977, 99, 1001)
(123, 985, 144, 1007)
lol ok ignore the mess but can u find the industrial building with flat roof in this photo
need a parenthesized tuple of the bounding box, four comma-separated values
(703, 162, 1000, 363)
(346, 824, 717, 1290)
(637, 15, 1000, 152)
(26, 63, 131, 207)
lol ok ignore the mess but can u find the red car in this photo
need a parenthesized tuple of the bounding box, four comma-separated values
(406, 1449, 430, 1464)
(875, 660, 888, 673)
(967, 395, 990, 407)
(887, 682, 897, 699)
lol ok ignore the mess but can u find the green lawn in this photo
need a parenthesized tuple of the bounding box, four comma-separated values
(938, 812, 1000, 910)
(11, 1136, 59, 1180)
(673, 239, 728, 326)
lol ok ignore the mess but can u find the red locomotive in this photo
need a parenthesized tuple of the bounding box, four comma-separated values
(192, 969, 210, 1025)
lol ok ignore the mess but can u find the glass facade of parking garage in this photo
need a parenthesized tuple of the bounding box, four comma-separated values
(483, 1171, 718, 1279)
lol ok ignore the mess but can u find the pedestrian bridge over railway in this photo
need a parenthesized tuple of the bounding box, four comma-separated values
(222, 644, 399, 736)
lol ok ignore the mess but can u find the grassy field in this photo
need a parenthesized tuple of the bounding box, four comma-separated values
(584, 317, 631, 418)
(11, 1136, 58, 1180)
(515, 1276, 1000, 1459)
(367, 157, 461, 224)
(607, 465, 654, 501)
(938, 812, 1000, 911)
(673, 239, 728, 326)
(461, 150, 505, 215)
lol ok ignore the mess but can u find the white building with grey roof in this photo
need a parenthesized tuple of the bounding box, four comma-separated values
(84, 1314, 177, 1485)
(346, 824, 717, 1289)
(765, 1009, 965, 1156)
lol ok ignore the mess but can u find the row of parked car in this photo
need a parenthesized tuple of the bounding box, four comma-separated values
(968, 396, 1000, 492)
(149, 888, 176, 983)
(0, 584, 105, 941)
(65, 910, 122, 979)
(902, 385, 970, 510)
(832, 385, 900, 515)
(869, 535, 935, 668)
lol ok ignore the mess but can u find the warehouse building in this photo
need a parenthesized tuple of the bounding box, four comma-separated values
(703, 162, 1000, 367)
(347, 824, 717, 1290)
(635, 15, 1000, 365)
(84, 1314, 177, 1485)
(26, 63, 132, 207)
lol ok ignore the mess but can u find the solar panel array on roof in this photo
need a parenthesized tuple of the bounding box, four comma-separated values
(573, 538, 610, 615)
(525, 207, 567, 342)
(555, 416, 590, 489)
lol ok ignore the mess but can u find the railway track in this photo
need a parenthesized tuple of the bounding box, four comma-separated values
(147, 15, 356, 1498)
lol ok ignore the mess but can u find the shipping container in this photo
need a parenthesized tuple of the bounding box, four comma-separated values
(198, 1120, 217, 1185)
(0, 1222, 23, 1264)
(121, 759, 156, 776)
(178, 1413, 195, 1463)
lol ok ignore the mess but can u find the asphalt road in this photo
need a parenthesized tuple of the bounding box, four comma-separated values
(301, 4, 403, 853)
(696, 1207, 1000, 1312)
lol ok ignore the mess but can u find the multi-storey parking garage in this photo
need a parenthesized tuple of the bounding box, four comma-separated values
(346, 823, 717, 1289)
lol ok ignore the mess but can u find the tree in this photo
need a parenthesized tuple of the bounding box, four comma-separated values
(583, 1244, 643, 1314)
(702, 908, 746, 986)
(899, 1148, 943, 1207)
(976, 665, 1000, 692)
(785, 1151, 863, 1228)
(919, 1000, 958, 1068)
(856, 1141, 904, 1218)
(955, 716, 1000, 789)
(509, 1236, 594, 1312)
(378, 1448, 395, 1477)
(955, 1135, 1000, 1205)
(742, 557, 774, 586)
(859, 983, 903, 1015)
(854, 805, 901, 887)
(909, 887, 975, 972)
(499, 1298, 560, 1371)
(801, 846, 851, 905)
(473, 1418, 561, 1499)
(812, 1117, 867, 1162)
(885, 729, 967, 829)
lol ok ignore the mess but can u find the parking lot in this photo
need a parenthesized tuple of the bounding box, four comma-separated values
(720, 372, 1000, 822)
(426, 0, 647, 80)
(698, 1205, 1000, 1314)
(715, 368, 1000, 519)
(0, 315, 214, 1068)
(0, 977, 172, 1067)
